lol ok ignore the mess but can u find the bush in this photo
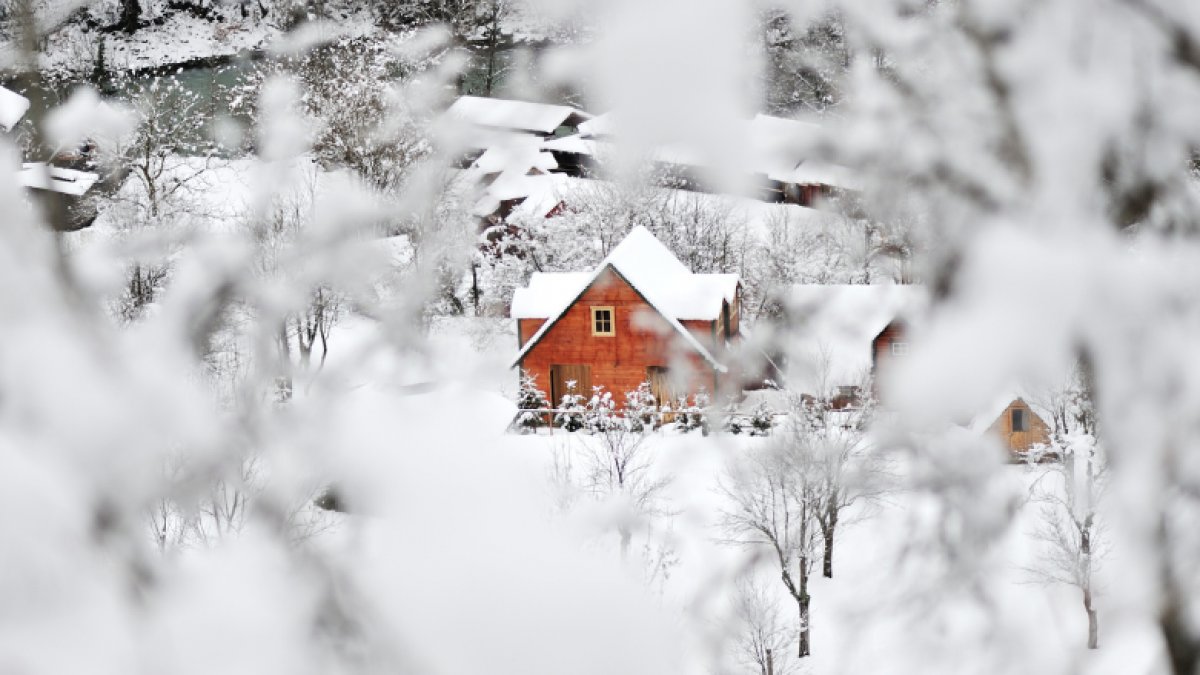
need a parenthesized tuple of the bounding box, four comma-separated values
(623, 382, 660, 432)
(672, 389, 711, 435)
(585, 386, 621, 433)
(748, 400, 774, 436)
(722, 396, 744, 435)
(555, 380, 586, 432)
(515, 373, 549, 433)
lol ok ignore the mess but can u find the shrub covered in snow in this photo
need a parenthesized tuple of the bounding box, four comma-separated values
(747, 400, 774, 437)
(671, 389, 711, 435)
(514, 373, 550, 433)
(554, 380, 587, 431)
(585, 385, 621, 433)
(624, 382, 660, 432)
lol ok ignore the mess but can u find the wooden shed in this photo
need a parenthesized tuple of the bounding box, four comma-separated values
(972, 396, 1052, 460)
(511, 227, 740, 409)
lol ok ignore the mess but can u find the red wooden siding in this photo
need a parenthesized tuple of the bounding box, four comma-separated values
(872, 321, 907, 379)
(518, 318, 546, 347)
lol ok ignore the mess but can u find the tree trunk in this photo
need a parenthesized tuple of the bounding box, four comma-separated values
(823, 526, 834, 578)
(1085, 587, 1098, 650)
(798, 555, 811, 657)
(821, 500, 838, 578)
(119, 0, 141, 33)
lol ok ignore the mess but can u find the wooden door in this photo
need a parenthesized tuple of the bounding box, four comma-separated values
(550, 364, 592, 408)
(646, 366, 677, 420)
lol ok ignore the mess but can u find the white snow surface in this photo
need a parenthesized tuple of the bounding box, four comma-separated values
(18, 163, 99, 196)
(444, 96, 592, 135)
(747, 113, 826, 176)
(541, 135, 605, 156)
(577, 112, 616, 137)
(772, 159, 862, 190)
(507, 173, 589, 219)
(783, 284, 927, 395)
(510, 273, 592, 319)
(0, 85, 30, 131)
(510, 226, 737, 370)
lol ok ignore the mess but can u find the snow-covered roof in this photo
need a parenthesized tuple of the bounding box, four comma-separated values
(507, 173, 590, 220)
(770, 159, 861, 190)
(444, 96, 593, 135)
(18, 163, 99, 196)
(577, 112, 615, 137)
(748, 114, 825, 177)
(782, 284, 926, 395)
(471, 136, 557, 175)
(463, 135, 560, 213)
(541, 135, 605, 156)
(966, 390, 1050, 435)
(510, 226, 739, 370)
(511, 273, 592, 318)
(0, 86, 30, 132)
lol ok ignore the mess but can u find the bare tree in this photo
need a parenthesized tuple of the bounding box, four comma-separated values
(718, 441, 822, 658)
(729, 577, 797, 675)
(576, 422, 673, 561)
(1025, 366, 1107, 649)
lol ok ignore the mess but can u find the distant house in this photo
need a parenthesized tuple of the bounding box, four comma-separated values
(444, 95, 593, 138)
(439, 95, 594, 168)
(971, 396, 1052, 457)
(511, 227, 740, 409)
(764, 284, 923, 400)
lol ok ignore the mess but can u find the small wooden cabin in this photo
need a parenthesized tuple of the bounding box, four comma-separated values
(977, 397, 1052, 457)
(511, 227, 740, 409)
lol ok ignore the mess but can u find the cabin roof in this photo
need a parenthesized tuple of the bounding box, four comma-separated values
(577, 112, 615, 137)
(967, 393, 1043, 435)
(507, 173, 590, 219)
(541, 135, 604, 156)
(510, 226, 738, 370)
(782, 284, 926, 395)
(18, 163, 99, 196)
(0, 86, 29, 132)
(748, 114, 825, 176)
(445, 96, 593, 135)
(769, 159, 862, 190)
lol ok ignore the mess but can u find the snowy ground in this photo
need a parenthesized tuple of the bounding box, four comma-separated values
(305, 313, 1135, 674)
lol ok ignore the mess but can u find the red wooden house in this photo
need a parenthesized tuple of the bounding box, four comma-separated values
(511, 227, 741, 409)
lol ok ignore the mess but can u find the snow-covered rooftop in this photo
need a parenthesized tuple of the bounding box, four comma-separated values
(18, 163, 99, 196)
(771, 159, 861, 190)
(577, 112, 615, 137)
(445, 96, 593, 136)
(748, 113, 825, 177)
(511, 226, 739, 370)
(541, 135, 605, 156)
(782, 284, 926, 395)
(507, 173, 590, 219)
(462, 135, 562, 213)
(0, 86, 30, 132)
(510, 273, 593, 319)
